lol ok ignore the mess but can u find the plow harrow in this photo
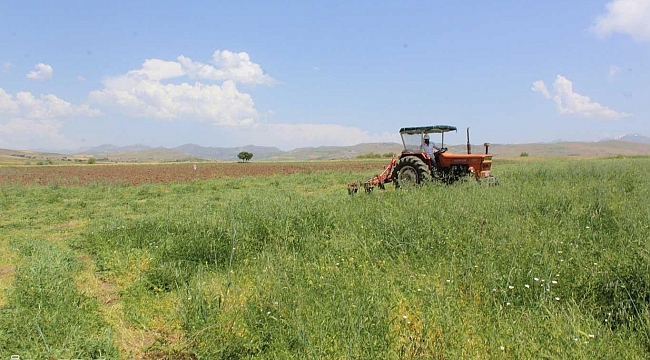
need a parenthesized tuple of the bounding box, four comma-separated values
(347, 157, 397, 194)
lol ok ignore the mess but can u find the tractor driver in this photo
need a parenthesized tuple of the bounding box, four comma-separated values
(422, 134, 441, 158)
(423, 134, 442, 170)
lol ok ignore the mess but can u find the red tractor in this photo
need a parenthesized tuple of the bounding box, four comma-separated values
(348, 125, 496, 193)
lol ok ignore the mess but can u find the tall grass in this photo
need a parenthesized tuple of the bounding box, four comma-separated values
(0, 239, 119, 358)
(1, 158, 649, 358)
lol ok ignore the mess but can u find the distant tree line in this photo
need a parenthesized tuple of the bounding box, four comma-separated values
(356, 152, 395, 159)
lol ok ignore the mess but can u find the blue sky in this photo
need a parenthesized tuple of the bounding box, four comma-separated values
(1, 0, 648, 151)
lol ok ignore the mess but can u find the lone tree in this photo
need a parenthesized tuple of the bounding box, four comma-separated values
(237, 151, 253, 162)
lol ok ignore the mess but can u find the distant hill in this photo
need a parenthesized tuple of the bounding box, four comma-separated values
(0, 148, 105, 165)
(81, 144, 152, 154)
(615, 134, 650, 144)
(482, 141, 650, 158)
(93, 141, 649, 161)
(97, 147, 199, 162)
(3, 139, 649, 164)
(270, 143, 403, 160)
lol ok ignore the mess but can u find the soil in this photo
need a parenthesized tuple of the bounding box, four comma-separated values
(0, 162, 381, 186)
(0, 265, 16, 278)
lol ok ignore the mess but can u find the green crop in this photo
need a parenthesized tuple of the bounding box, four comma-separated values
(1, 157, 648, 359)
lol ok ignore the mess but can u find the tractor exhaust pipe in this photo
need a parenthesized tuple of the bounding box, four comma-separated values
(466, 127, 471, 154)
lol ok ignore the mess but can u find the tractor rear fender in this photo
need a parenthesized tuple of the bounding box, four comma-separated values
(399, 151, 433, 168)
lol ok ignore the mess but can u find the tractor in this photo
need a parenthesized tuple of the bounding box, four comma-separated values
(348, 125, 496, 193)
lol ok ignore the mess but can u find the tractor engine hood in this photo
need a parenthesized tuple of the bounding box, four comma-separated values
(439, 152, 492, 163)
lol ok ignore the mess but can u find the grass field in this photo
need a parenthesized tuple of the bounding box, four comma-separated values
(1, 157, 649, 359)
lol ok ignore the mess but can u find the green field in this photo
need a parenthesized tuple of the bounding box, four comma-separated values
(1, 157, 649, 359)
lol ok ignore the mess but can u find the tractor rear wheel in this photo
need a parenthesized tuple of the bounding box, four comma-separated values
(392, 156, 431, 188)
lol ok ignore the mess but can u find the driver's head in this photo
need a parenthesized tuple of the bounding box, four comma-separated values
(423, 134, 430, 142)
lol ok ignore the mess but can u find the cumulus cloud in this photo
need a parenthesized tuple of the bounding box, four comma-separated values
(90, 50, 274, 125)
(593, 0, 650, 41)
(531, 75, 631, 119)
(0, 88, 101, 149)
(26, 63, 54, 80)
(0, 89, 100, 120)
(86, 50, 394, 150)
(90, 78, 258, 125)
(179, 50, 276, 84)
(131, 58, 185, 81)
(77, 75, 87, 82)
(531, 81, 551, 99)
(0, 118, 75, 150)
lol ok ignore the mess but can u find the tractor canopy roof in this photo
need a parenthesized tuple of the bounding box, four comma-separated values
(399, 125, 457, 134)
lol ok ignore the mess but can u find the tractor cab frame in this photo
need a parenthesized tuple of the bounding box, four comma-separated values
(398, 125, 457, 153)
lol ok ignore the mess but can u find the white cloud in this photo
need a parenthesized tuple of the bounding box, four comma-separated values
(593, 0, 650, 41)
(90, 50, 274, 125)
(77, 75, 87, 82)
(87, 50, 396, 150)
(1, 62, 11, 73)
(0, 118, 75, 150)
(132, 58, 185, 81)
(0, 89, 101, 120)
(609, 65, 621, 77)
(26, 63, 54, 80)
(178, 50, 276, 84)
(90, 78, 258, 125)
(532, 75, 631, 119)
(531, 81, 551, 99)
(0, 88, 101, 149)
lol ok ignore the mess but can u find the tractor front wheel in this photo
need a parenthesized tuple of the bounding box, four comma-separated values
(392, 156, 431, 188)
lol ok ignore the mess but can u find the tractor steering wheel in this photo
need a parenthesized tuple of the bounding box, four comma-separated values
(437, 147, 448, 154)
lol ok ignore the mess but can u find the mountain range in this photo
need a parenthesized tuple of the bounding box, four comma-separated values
(77, 134, 650, 161)
(602, 134, 650, 144)
(3, 134, 649, 163)
(78, 142, 401, 161)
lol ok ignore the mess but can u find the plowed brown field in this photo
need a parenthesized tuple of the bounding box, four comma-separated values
(0, 162, 383, 186)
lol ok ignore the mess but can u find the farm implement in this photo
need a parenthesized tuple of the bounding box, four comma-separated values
(348, 125, 497, 194)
